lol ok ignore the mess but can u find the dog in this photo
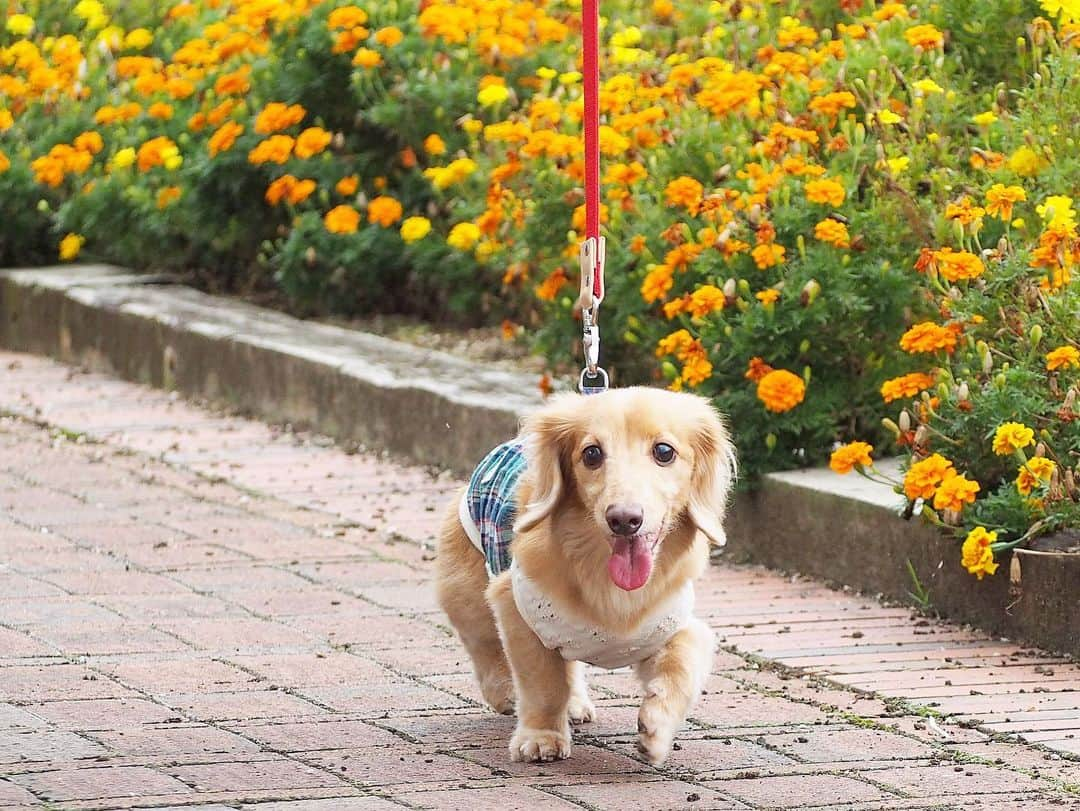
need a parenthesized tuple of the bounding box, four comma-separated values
(436, 386, 736, 765)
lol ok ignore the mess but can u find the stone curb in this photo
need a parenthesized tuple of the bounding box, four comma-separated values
(0, 265, 541, 477)
(2, 265, 1077, 657)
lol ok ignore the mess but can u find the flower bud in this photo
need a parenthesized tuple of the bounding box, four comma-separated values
(1030, 324, 1043, 347)
(899, 410, 911, 432)
(799, 339, 811, 354)
(737, 279, 752, 297)
(882, 418, 901, 438)
(1034, 441, 1047, 457)
(765, 433, 777, 451)
(914, 425, 929, 446)
(957, 382, 969, 401)
(800, 279, 821, 306)
(723, 277, 737, 298)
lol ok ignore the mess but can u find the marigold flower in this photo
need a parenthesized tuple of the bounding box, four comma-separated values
(813, 218, 850, 248)
(932, 248, 985, 282)
(208, 121, 243, 157)
(124, 28, 153, 49)
(368, 195, 403, 227)
(664, 176, 704, 214)
(804, 178, 845, 206)
(903, 453, 955, 500)
(6, 14, 34, 35)
(1016, 457, 1056, 495)
(933, 473, 980, 512)
(745, 357, 774, 382)
(353, 48, 382, 68)
(751, 243, 785, 269)
(137, 136, 180, 172)
(447, 222, 481, 251)
(984, 184, 1026, 221)
(328, 6, 368, 29)
(111, 147, 136, 170)
(400, 216, 432, 243)
(992, 422, 1035, 455)
(808, 91, 856, 117)
(880, 372, 935, 403)
(0, 151, 10, 174)
(423, 133, 446, 155)
(478, 84, 509, 107)
(944, 197, 985, 226)
(1036, 195, 1077, 230)
(335, 175, 359, 196)
(148, 102, 173, 120)
(900, 322, 958, 354)
(1046, 345, 1080, 371)
(756, 369, 806, 413)
(375, 26, 404, 47)
(324, 205, 360, 234)
(73, 131, 104, 155)
(641, 264, 675, 303)
(830, 441, 874, 474)
(1008, 146, 1043, 177)
(688, 285, 725, 317)
(904, 23, 945, 50)
(656, 329, 695, 359)
(58, 233, 84, 261)
(254, 102, 305, 134)
(680, 350, 713, 387)
(248, 135, 295, 165)
(535, 267, 568, 301)
(961, 527, 998, 579)
(756, 289, 780, 305)
(294, 127, 332, 159)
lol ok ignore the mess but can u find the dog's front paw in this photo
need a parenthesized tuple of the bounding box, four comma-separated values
(509, 726, 571, 762)
(567, 693, 597, 724)
(636, 686, 678, 766)
(480, 677, 515, 716)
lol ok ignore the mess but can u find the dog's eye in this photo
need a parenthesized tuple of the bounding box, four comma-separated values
(582, 445, 604, 469)
(652, 442, 676, 466)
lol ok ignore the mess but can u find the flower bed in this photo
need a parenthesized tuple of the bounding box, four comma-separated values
(3, 0, 1080, 562)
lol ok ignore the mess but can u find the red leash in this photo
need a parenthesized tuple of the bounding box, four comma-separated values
(579, 0, 607, 393)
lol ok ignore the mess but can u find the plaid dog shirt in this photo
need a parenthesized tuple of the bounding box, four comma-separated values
(458, 440, 527, 577)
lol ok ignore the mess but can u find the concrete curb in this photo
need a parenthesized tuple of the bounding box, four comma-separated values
(3, 265, 1077, 656)
(0, 265, 542, 477)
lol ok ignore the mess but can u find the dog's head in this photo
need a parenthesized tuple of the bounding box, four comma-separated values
(513, 387, 737, 591)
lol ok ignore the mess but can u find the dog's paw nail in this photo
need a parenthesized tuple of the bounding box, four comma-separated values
(568, 697, 597, 724)
(509, 728, 570, 763)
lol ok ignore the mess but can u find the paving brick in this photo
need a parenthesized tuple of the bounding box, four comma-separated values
(712, 773, 893, 807)
(553, 780, 748, 810)
(7, 765, 192, 802)
(391, 785, 583, 810)
(100, 657, 259, 694)
(0, 778, 39, 805)
(159, 617, 315, 653)
(87, 724, 262, 758)
(0, 729, 108, 764)
(162, 690, 328, 722)
(754, 727, 937, 763)
(302, 746, 494, 785)
(0, 664, 134, 703)
(27, 698, 179, 731)
(0, 627, 57, 659)
(867, 763, 1052, 797)
(166, 757, 349, 792)
(240, 799, 399, 810)
(227, 653, 394, 688)
(230, 718, 404, 751)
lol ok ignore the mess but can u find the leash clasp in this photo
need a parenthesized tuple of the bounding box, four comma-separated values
(578, 236, 607, 394)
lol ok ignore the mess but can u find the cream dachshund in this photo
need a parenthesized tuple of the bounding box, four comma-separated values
(436, 387, 736, 765)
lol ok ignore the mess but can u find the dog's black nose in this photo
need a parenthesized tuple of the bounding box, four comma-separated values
(606, 504, 644, 536)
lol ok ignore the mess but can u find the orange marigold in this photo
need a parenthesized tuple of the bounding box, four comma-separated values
(254, 102, 305, 134)
(933, 248, 985, 282)
(641, 264, 675, 303)
(756, 369, 806, 413)
(805, 178, 845, 206)
(829, 441, 874, 474)
(208, 121, 243, 157)
(745, 357, 773, 382)
(903, 453, 955, 500)
(367, 195, 403, 227)
(1046, 345, 1080, 371)
(664, 176, 704, 214)
(899, 322, 958, 354)
(294, 127, 332, 159)
(535, 267, 568, 301)
(932, 472, 980, 512)
(247, 135, 295, 165)
(880, 372, 935, 403)
(324, 205, 360, 234)
(904, 23, 944, 50)
(814, 218, 850, 248)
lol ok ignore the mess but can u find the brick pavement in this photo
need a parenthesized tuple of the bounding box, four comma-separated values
(1, 349, 1078, 810)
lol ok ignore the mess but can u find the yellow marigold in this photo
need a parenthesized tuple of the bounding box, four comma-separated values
(641, 264, 675, 303)
(933, 248, 985, 282)
(328, 6, 368, 29)
(664, 176, 704, 214)
(880, 372, 935, 403)
(813, 218, 850, 248)
(400, 216, 431, 243)
(375, 26, 404, 47)
(992, 422, 1035, 455)
(756, 289, 780, 305)
(447, 222, 481, 251)
(0, 110, 12, 132)
(1008, 146, 1043, 178)
(111, 147, 135, 170)
(324, 205, 360, 234)
(6, 13, 34, 36)
(1036, 195, 1077, 231)
(1016, 457, 1056, 495)
(368, 195, 403, 227)
(336, 175, 359, 196)
(751, 243, 785, 269)
(353, 48, 382, 68)
(254, 102, 305, 134)
(899, 322, 958, 354)
(805, 178, 845, 207)
(248, 135, 295, 165)
(961, 527, 999, 579)
(423, 133, 446, 155)
(756, 369, 806, 413)
(830, 441, 874, 474)
(903, 453, 955, 500)
(478, 84, 509, 107)
(933, 473, 980, 512)
(984, 184, 1026, 221)
(58, 233, 84, 261)
(208, 121, 243, 157)
(1046, 345, 1080, 371)
(904, 23, 944, 50)
(688, 284, 725, 317)
(294, 127, 332, 159)
(124, 27, 153, 49)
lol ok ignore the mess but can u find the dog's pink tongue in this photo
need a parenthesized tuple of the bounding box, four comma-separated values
(608, 537, 653, 591)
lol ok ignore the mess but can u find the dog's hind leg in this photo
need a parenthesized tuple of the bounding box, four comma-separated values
(633, 617, 715, 766)
(435, 503, 514, 715)
(567, 661, 597, 724)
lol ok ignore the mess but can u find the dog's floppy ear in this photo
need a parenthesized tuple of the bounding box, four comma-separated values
(687, 401, 737, 546)
(513, 394, 579, 534)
